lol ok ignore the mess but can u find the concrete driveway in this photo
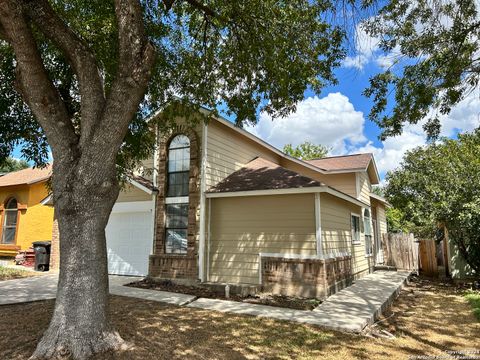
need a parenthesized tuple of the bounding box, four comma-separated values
(0, 273, 195, 306)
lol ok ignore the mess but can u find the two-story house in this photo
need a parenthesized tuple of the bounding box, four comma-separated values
(50, 112, 390, 298)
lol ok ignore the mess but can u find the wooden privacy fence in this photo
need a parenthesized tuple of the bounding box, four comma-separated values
(382, 233, 419, 271)
(418, 239, 439, 277)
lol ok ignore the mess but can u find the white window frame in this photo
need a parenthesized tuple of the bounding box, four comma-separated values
(351, 212, 361, 245)
(2, 198, 18, 245)
(165, 134, 190, 255)
(363, 208, 374, 257)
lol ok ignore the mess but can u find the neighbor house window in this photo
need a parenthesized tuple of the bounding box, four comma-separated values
(165, 135, 190, 254)
(364, 209, 373, 256)
(351, 214, 361, 244)
(2, 198, 18, 244)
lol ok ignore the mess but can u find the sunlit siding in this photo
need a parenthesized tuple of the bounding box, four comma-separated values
(320, 193, 370, 277)
(208, 194, 316, 284)
(357, 171, 371, 205)
(205, 121, 281, 189)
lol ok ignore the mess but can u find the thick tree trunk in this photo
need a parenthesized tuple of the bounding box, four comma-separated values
(31, 162, 127, 360)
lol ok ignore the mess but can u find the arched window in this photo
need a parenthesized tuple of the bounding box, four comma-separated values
(165, 135, 190, 254)
(2, 198, 18, 244)
(167, 135, 190, 197)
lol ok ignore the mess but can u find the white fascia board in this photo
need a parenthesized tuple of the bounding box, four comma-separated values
(127, 178, 154, 195)
(206, 186, 369, 208)
(206, 187, 327, 198)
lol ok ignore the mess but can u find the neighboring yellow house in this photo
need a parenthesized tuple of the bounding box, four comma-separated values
(0, 166, 53, 257)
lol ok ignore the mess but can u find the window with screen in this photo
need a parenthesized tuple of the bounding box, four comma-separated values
(351, 214, 361, 244)
(2, 198, 18, 244)
(364, 209, 373, 255)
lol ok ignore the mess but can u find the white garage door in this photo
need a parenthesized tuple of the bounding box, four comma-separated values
(106, 202, 153, 276)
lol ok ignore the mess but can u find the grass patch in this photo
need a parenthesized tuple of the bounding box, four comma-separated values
(465, 290, 480, 321)
(0, 265, 32, 280)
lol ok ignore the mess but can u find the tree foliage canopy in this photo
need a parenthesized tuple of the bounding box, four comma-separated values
(363, 0, 480, 139)
(0, 157, 29, 173)
(283, 141, 330, 160)
(385, 131, 480, 274)
(0, 0, 346, 169)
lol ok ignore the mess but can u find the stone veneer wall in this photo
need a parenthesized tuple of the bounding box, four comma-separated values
(261, 255, 353, 299)
(149, 125, 201, 280)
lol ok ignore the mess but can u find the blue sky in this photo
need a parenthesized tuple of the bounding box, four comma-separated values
(243, 25, 480, 182)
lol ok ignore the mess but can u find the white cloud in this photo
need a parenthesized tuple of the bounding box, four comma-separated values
(246, 90, 480, 182)
(438, 89, 480, 137)
(245, 93, 366, 154)
(355, 90, 480, 178)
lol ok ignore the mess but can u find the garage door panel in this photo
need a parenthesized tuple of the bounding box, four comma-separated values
(106, 210, 152, 276)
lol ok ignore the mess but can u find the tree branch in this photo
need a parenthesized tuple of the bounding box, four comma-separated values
(86, 0, 155, 167)
(184, 0, 217, 18)
(20, 0, 106, 148)
(0, 0, 78, 159)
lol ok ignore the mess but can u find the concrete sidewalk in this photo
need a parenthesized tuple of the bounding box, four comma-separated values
(0, 274, 196, 306)
(188, 270, 410, 332)
(0, 270, 409, 333)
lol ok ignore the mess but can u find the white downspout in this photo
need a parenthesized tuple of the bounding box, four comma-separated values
(198, 122, 208, 282)
(315, 193, 323, 259)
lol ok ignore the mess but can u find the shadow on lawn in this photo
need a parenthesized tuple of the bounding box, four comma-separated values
(0, 280, 478, 360)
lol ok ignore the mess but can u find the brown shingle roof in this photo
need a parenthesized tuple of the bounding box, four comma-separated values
(207, 157, 324, 193)
(306, 153, 373, 171)
(0, 165, 52, 187)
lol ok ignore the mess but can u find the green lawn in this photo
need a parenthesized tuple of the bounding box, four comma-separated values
(465, 290, 480, 321)
(0, 265, 33, 280)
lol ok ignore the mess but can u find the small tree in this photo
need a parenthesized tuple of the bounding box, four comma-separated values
(283, 141, 330, 160)
(0, 157, 29, 173)
(385, 131, 480, 275)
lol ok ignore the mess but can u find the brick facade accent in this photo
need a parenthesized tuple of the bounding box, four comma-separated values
(50, 217, 60, 270)
(261, 256, 353, 299)
(149, 125, 200, 280)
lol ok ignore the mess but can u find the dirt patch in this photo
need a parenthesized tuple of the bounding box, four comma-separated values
(1, 277, 479, 360)
(127, 278, 321, 310)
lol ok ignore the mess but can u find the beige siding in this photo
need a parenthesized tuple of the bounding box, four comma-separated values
(357, 172, 371, 205)
(116, 184, 152, 202)
(279, 158, 358, 198)
(376, 203, 387, 237)
(205, 121, 281, 188)
(208, 194, 316, 284)
(320, 193, 371, 276)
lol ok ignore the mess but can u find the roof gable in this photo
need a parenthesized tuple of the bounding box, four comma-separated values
(306, 154, 373, 172)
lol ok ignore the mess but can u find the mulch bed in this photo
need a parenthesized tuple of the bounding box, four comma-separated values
(126, 278, 322, 310)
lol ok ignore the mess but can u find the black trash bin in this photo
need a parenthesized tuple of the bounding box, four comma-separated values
(33, 241, 51, 271)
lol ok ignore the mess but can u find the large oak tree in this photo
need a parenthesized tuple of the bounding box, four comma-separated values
(0, 1, 346, 358)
